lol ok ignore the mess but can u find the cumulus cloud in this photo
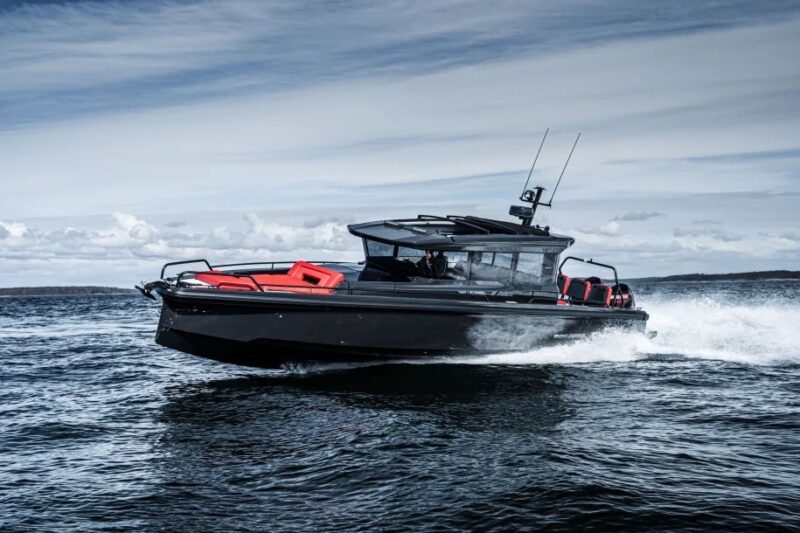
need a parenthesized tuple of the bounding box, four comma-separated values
(0, 221, 28, 239)
(244, 214, 354, 252)
(598, 221, 621, 236)
(0, 212, 362, 272)
(1, 205, 797, 286)
(576, 220, 622, 236)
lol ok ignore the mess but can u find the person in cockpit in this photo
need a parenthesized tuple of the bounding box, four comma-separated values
(412, 250, 448, 278)
(416, 250, 435, 277)
(433, 251, 448, 278)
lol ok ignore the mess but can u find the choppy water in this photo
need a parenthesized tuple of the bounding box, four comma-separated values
(1, 282, 799, 530)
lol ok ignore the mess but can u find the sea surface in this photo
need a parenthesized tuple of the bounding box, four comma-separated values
(1, 281, 799, 531)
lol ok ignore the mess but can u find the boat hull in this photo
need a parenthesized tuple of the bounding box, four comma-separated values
(155, 288, 648, 368)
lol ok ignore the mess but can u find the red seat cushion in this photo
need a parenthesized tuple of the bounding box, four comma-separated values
(195, 272, 258, 291)
(252, 274, 320, 294)
(193, 262, 344, 295)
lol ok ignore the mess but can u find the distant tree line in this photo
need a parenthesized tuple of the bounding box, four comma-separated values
(654, 270, 800, 282)
(0, 286, 135, 296)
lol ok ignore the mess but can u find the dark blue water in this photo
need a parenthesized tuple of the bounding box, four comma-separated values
(2, 282, 799, 530)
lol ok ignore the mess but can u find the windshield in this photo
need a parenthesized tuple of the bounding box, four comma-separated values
(361, 240, 558, 285)
(454, 251, 557, 285)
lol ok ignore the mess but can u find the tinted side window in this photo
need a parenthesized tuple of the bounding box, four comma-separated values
(514, 253, 544, 285)
(469, 252, 512, 283)
(365, 239, 394, 257)
(542, 253, 557, 283)
(444, 251, 469, 278)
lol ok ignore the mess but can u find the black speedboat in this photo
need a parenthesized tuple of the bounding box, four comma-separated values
(138, 183, 649, 368)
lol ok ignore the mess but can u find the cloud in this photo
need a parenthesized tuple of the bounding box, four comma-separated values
(0, 212, 362, 268)
(612, 211, 664, 222)
(0, 221, 28, 239)
(562, 223, 800, 280)
(4, 10, 800, 221)
(3, 0, 797, 128)
(673, 227, 743, 242)
(598, 221, 621, 236)
(1, 200, 798, 286)
(244, 214, 355, 252)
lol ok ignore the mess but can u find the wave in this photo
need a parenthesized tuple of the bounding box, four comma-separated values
(0, 321, 154, 338)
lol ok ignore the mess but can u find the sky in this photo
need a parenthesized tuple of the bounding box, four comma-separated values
(1, 0, 799, 286)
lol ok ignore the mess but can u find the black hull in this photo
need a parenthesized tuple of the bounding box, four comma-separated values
(155, 288, 648, 368)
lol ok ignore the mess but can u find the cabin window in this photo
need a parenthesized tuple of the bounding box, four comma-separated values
(542, 253, 557, 282)
(471, 251, 494, 266)
(468, 252, 513, 283)
(365, 239, 394, 257)
(513, 253, 545, 285)
(443, 251, 469, 279)
(459, 251, 559, 286)
(494, 252, 513, 270)
(446, 251, 469, 266)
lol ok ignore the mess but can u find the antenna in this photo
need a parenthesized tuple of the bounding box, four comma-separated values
(509, 130, 581, 227)
(520, 128, 549, 197)
(547, 132, 580, 205)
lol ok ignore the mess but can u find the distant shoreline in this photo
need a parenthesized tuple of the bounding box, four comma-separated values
(626, 270, 800, 283)
(1, 270, 798, 296)
(0, 286, 136, 297)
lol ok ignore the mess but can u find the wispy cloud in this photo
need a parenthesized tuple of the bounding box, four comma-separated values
(4, 0, 798, 127)
(612, 211, 664, 222)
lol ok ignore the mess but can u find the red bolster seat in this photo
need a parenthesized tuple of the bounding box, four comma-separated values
(287, 261, 345, 288)
(557, 274, 571, 297)
(586, 284, 613, 307)
(565, 277, 591, 303)
(193, 261, 345, 295)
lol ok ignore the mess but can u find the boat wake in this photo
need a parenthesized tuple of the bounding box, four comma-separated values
(460, 295, 800, 366)
(277, 295, 800, 375)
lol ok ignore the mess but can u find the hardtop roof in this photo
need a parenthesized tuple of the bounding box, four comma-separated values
(348, 215, 574, 251)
